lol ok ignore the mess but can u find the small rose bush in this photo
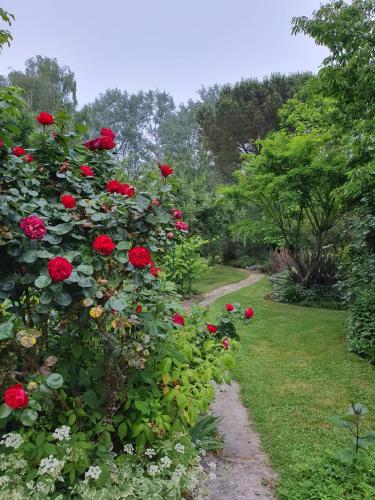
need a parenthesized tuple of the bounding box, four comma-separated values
(0, 108, 253, 496)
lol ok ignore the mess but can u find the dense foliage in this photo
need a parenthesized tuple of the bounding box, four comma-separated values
(0, 103, 252, 496)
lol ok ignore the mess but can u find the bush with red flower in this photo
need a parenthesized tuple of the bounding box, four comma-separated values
(0, 107, 247, 496)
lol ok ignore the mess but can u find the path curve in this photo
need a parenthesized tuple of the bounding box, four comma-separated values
(189, 271, 278, 500)
(183, 270, 264, 311)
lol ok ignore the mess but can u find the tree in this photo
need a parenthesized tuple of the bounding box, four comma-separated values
(196, 73, 311, 179)
(78, 89, 175, 174)
(0, 8, 14, 52)
(2, 55, 77, 113)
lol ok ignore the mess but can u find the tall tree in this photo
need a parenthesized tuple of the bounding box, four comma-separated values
(196, 73, 311, 179)
(1, 55, 77, 113)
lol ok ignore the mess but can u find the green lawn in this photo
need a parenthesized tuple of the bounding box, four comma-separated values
(192, 264, 247, 295)
(209, 278, 375, 496)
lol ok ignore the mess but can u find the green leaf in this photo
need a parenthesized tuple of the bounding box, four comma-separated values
(49, 223, 73, 235)
(0, 320, 14, 340)
(35, 432, 46, 446)
(0, 278, 15, 291)
(71, 343, 82, 359)
(20, 408, 38, 426)
(84, 389, 98, 408)
(7, 241, 22, 257)
(46, 373, 64, 389)
(161, 357, 172, 374)
(35, 275, 52, 288)
(116, 241, 130, 251)
(23, 250, 39, 263)
(109, 297, 127, 311)
(55, 292, 72, 307)
(0, 404, 12, 419)
(160, 183, 172, 193)
(40, 289, 54, 305)
(118, 422, 127, 439)
(329, 416, 352, 428)
(77, 264, 94, 276)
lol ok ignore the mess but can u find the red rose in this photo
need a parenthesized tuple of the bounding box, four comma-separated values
(20, 216, 47, 240)
(150, 260, 160, 277)
(80, 165, 94, 177)
(99, 136, 115, 150)
(48, 256, 73, 282)
(159, 164, 173, 177)
(83, 138, 102, 150)
(93, 235, 116, 256)
(128, 246, 151, 269)
(225, 303, 234, 312)
(119, 184, 136, 197)
(60, 194, 76, 209)
(3, 384, 29, 409)
(101, 128, 115, 139)
(0, 139, 4, 148)
(12, 146, 25, 157)
(207, 324, 217, 334)
(245, 307, 254, 319)
(175, 221, 189, 231)
(222, 338, 229, 350)
(172, 209, 183, 220)
(36, 112, 55, 125)
(172, 313, 185, 326)
(24, 154, 33, 163)
(136, 304, 143, 314)
(106, 180, 122, 193)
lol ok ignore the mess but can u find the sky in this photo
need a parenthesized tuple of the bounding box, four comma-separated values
(0, 0, 328, 108)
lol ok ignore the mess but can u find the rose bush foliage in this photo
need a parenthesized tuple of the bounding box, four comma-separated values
(0, 109, 252, 495)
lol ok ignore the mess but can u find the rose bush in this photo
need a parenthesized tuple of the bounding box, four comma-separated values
(0, 107, 250, 496)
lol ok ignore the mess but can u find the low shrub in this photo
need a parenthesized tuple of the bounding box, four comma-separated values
(270, 271, 344, 309)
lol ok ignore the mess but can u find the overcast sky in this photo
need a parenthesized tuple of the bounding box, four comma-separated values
(0, 0, 327, 107)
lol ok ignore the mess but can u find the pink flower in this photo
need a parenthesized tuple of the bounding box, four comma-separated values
(20, 216, 47, 240)
(222, 338, 229, 350)
(101, 128, 115, 139)
(175, 221, 189, 232)
(172, 209, 183, 220)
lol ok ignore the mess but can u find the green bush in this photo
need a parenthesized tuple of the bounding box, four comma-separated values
(270, 271, 344, 309)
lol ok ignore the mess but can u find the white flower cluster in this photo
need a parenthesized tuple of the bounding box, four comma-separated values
(147, 464, 160, 476)
(159, 456, 172, 469)
(38, 455, 65, 478)
(123, 443, 134, 454)
(0, 476, 10, 487)
(208, 471, 217, 480)
(208, 461, 217, 470)
(145, 448, 156, 458)
(52, 425, 71, 441)
(174, 443, 185, 454)
(85, 465, 101, 481)
(171, 464, 186, 485)
(0, 432, 23, 450)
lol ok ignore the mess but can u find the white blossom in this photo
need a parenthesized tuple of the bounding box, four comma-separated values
(123, 443, 134, 454)
(52, 425, 71, 442)
(0, 432, 23, 449)
(208, 461, 217, 470)
(0, 476, 9, 487)
(199, 448, 206, 456)
(147, 464, 160, 476)
(208, 471, 217, 480)
(85, 465, 101, 481)
(174, 443, 185, 454)
(38, 455, 65, 478)
(145, 448, 156, 458)
(160, 456, 172, 469)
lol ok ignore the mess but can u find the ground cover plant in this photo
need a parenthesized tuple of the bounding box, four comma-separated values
(0, 106, 252, 498)
(208, 278, 375, 499)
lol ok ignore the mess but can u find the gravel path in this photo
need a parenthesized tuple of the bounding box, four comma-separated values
(187, 271, 278, 500)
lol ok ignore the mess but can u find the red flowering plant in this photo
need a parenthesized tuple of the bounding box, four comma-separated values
(0, 108, 246, 494)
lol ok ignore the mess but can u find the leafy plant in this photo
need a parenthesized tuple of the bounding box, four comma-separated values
(330, 403, 375, 463)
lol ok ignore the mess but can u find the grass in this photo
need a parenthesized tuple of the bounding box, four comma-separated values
(192, 264, 247, 295)
(209, 277, 375, 496)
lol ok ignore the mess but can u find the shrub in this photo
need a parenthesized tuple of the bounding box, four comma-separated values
(270, 271, 344, 309)
(0, 109, 248, 496)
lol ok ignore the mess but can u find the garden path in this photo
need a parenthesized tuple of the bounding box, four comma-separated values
(184, 271, 278, 500)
